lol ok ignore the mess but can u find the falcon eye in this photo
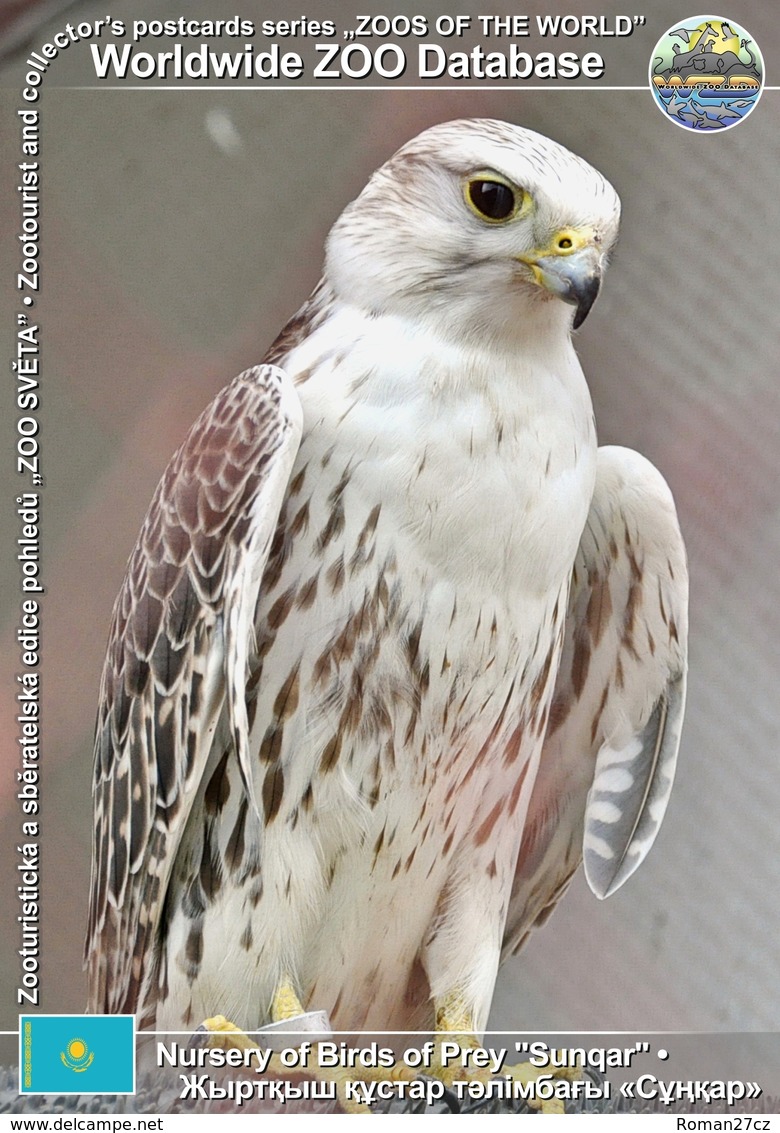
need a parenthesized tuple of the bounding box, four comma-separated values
(465, 178, 518, 222)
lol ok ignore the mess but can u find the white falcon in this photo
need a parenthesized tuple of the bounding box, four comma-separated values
(85, 119, 688, 1046)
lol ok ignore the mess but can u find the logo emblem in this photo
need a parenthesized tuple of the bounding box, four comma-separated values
(649, 15, 764, 131)
(60, 1037, 95, 1072)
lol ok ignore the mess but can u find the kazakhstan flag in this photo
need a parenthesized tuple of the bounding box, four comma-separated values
(19, 1015, 135, 1094)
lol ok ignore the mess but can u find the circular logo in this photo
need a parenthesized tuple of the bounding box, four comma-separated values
(649, 15, 764, 131)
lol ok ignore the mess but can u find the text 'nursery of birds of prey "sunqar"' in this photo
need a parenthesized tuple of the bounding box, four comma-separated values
(85, 120, 688, 1051)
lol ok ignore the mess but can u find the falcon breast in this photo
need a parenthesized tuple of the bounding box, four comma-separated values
(85, 119, 688, 1039)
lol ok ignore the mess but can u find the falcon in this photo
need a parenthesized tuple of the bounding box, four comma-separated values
(85, 119, 688, 1050)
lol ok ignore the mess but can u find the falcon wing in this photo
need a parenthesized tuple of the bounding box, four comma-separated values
(503, 445, 688, 956)
(84, 365, 302, 1013)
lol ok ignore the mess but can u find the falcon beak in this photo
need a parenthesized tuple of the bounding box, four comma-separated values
(517, 228, 603, 329)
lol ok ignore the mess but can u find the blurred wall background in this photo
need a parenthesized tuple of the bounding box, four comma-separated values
(0, 0, 778, 1050)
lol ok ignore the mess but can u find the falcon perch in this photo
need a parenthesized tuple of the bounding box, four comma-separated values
(85, 120, 688, 1042)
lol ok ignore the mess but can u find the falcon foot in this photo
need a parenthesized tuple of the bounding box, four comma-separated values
(191, 975, 328, 1050)
(190, 1014, 258, 1052)
(187, 980, 331, 1100)
(189, 1010, 407, 1115)
(190, 986, 393, 1115)
(430, 994, 581, 1114)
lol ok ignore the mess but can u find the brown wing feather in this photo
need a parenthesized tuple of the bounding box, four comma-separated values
(85, 365, 302, 1014)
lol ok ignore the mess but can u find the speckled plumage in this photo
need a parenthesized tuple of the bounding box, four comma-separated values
(85, 120, 687, 1038)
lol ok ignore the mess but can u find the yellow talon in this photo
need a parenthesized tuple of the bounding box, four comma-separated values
(199, 1014, 258, 1051)
(196, 985, 373, 1115)
(200, 988, 581, 1114)
(198, 974, 306, 1047)
(435, 993, 477, 1039)
(431, 991, 580, 1113)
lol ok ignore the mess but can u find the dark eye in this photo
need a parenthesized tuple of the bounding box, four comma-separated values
(467, 179, 517, 221)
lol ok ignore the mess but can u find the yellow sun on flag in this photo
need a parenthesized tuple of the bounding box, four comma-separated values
(60, 1037, 94, 1072)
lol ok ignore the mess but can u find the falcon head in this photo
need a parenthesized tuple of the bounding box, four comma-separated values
(327, 118, 620, 341)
